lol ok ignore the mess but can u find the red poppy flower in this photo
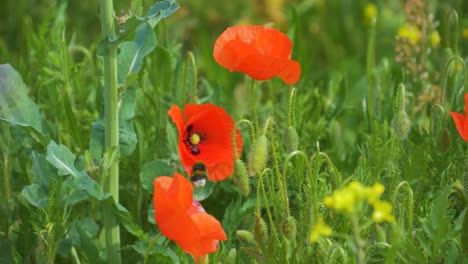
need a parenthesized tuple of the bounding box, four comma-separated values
(449, 92, 468, 142)
(168, 103, 243, 181)
(213, 25, 301, 84)
(153, 173, 227, 261)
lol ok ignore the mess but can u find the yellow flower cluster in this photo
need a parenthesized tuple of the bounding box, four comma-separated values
(430, 31, 440, 48)
(309, 217, 332, 243)
(324, 181, 395, 223)
(398, 24, 421, 44)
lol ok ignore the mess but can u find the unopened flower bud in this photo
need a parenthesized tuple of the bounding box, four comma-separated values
(247, 134, 269, 176)
(236, 230, 256, 245)
(254, 214, 268, 244)
(223, 248, 237, 264)
(232, 159, 250, 196)
(283, 126, 299, 152)
(281, 216, 297, 240)
(394, 83, 406, 113)
(392, 110, 411, 140)
(437, 128, 451, 152)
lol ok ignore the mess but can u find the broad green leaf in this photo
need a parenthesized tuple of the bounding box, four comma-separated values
(46, 141, 80, 177)
(129, 240, 179, 263)
(21, 184, 48, 208)
(0, 64, 44, 132)
(30, 151, 56, 187)
(0, 237, 22, 264)
(140, 160, 174, 192)
(193, 180, 216, 201)
(118, 23, 157, 85)
(0, 118, 50, 149)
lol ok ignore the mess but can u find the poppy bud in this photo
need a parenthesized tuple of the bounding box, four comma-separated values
(281, 216, 297, 240)
(392, 110, 411, 140)
(394, 83, 406, 113)
(253, 214, 268, 245)
(283, 126, 299, 153)
(223, 249, 237, 264)
(236, 230, 256, 245)
(247, 134, 269, 176)
(232, 159, 250, 196)
(437, 128, 451, 152)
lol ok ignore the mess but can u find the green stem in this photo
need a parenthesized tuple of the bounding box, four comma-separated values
(446, 9, 459, 55)
(144, 234, 161, 264)
(366, 18, 376, 132)
(187, 51, 199, 104)
(288, 88, 297, 127)
(3, 154, 10, 239)
(259, 169, 280, 245)
(391, 182, 414, 241)
(232, 119, 256, 159)
(351, 213, 365, 264)
(99, 0, 121, 263)
(250, 78, 260, 134)
(440, 56, 467, 105)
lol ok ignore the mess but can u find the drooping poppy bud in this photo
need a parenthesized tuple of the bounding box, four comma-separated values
(247, 134, 269, 176)
(232, 159, 250, 196)
(283, 126, 299, 152)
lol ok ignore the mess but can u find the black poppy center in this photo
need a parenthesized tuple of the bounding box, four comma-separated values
(183, 125, 206, 155)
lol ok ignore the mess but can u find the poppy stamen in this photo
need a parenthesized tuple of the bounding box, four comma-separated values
(184, 125, 205, 155)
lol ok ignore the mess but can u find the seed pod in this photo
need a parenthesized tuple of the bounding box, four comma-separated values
(247, 134, 269, 176)
(281, 216, 297, 240)
(236, 230, 256, 245)
(232, 159, 250, 196)
(253, 214, 268, 245)
(392, 110, 411, 140)
(283, 126, 299, 152)
(393, 83, 406, 113)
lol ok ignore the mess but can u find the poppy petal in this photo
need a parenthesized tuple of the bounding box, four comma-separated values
(465, 92, 468, 115)
(191, 213, 227, 240)
(449, 111, 468, 142)
(168, 105, 185, 133)
(278, 60, 301, 85)
(255, 27, 293, 58)
(213, 25, 265, 58)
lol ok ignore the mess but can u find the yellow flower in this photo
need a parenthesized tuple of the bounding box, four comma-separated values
(372, 200, 395, 223)
(367, 183, 385, 204)
(364, 3, 378, 25)
(398, 24, 421, 44)
(309, 217, 333, 243)
(430, 31, 440, 47)
(324, 188, 356, 213)
(348, 181, 367, 201)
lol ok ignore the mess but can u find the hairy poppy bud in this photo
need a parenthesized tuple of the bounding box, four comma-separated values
(253, 214, 268, 245)
(394, 83, 406, 114)
(247, 134, 269, 176)
(281, 216, 297, 240)
(392, 110, 411, 140)
(236, 230, 256, 245)
(232, 159, 250, 196)
(223, 248, 237, 264)
(283, 126, 299, 152)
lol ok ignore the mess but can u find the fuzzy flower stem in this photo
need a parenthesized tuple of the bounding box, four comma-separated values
(144, 234, 162, 264)
(391, 181, 414, 240)
(288, 88, 297, 127)
(430, 104, 446, 136)
(187, 51, 199, 104)
(259, 168, 280, 245)
(266, 119, 283, 214)
(249, 78, 260, 135)
(232, 119, 256, 159)
(440, 56, 467, 105)
(99, 0, 121, 263)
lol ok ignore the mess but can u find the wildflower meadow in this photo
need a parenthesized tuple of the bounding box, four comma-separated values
(1, 0, 468, 263)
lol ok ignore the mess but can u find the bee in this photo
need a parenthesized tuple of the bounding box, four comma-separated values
(190, 162, 207, 189)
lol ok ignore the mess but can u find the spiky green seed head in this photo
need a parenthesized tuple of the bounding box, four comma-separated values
(233, 159, 250, 196)
(283, 126, 299, 153)
(223, 248, 237, 264)
(236, 230, 256, 245)
(392, 110, 411, 140)
(394, 83, 406, 113)
(437, 128, 451, 152)
(282, 216, 297, 240)
(253, 214, 268, 245)
(247, 135, 269, 176)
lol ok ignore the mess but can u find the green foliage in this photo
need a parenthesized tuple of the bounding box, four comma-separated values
(1, 0, 468, 263)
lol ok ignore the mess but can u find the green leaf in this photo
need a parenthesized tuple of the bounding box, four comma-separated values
(46, 141, 80, 177)
(0, 64, 44, 132)
(21, 184, 48, 208)
(0, 118, 50, 149)
(118, 23, 157, 85)
(129, 239, 179, 263)
(0, 237, 22, 264)
(140, 160, 174, 192)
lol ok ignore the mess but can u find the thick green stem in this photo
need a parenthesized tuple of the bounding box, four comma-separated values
(3, 155, 10, 239)
(440, 56, 466, 105)
(99, 0, 121, 263)
(250, 79, 260, 134)
(259, 169, 280, 245)
(232, 119, 256, 159)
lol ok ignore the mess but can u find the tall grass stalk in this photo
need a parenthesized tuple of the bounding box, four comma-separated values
(99, 0, 121, 263)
